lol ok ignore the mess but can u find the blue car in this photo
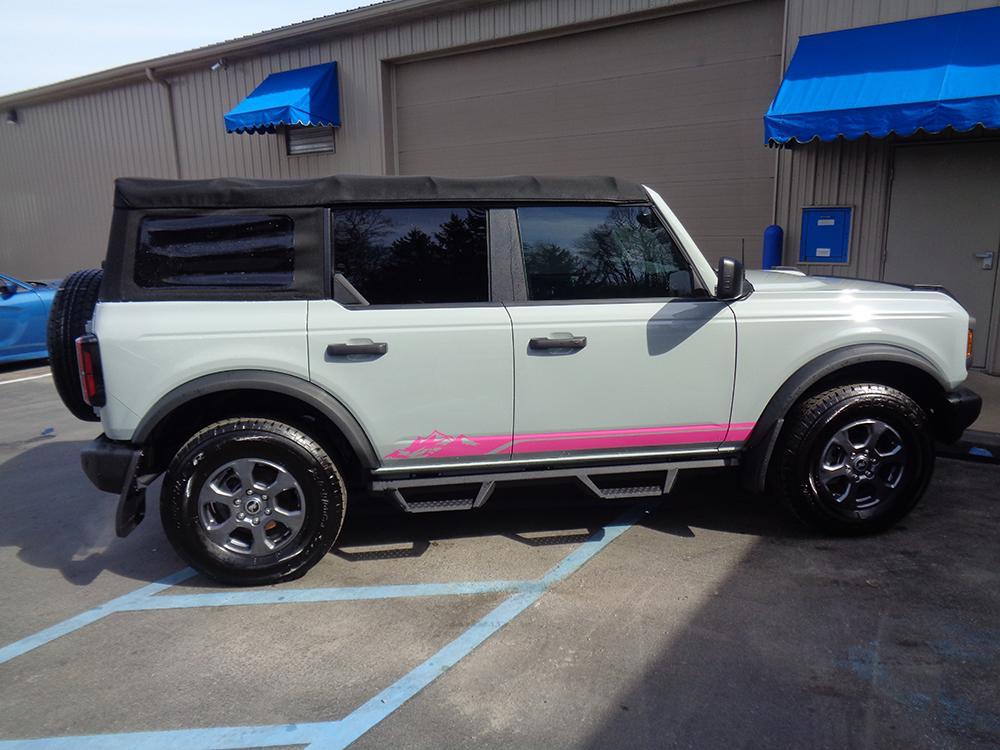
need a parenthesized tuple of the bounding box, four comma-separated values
(0, 273, 59, 364)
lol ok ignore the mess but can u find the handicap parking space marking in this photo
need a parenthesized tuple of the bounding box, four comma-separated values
(0, 569, 198, 666)
(0, 501, 656, 750)
(117, 578, 535, 611)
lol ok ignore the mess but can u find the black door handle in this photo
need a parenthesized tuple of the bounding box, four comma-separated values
(326, 342, 388, 356)
(529, 336, 587, 350)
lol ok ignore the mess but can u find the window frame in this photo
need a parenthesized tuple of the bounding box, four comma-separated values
(328, 204, 502, 310)
(106, 208, 328, 302)
(507, 202, 710, 305)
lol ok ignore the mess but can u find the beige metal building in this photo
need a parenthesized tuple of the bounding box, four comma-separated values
(1, 0, 998, 371)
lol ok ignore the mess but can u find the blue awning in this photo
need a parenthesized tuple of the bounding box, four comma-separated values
(764, 7, 1000, 145)
(224, 62, 340, 134)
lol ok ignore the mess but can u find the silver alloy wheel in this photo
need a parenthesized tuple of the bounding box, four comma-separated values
(815, 418, 906, 510)
(197, 457, 306, 556)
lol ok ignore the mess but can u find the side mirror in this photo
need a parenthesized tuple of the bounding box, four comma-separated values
(0, 282, 16, 297)
(715, 257, 746, 300)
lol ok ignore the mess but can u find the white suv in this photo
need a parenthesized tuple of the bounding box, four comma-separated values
(47, 175, 981, 584)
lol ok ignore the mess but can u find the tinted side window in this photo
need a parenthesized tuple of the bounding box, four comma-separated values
(136, 215, 294, 288)
(517, 206, 695, 301)
(333, 208, 488, 305)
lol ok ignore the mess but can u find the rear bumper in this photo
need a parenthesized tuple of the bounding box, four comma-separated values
(934, 387, 982, 444)
(81, 435, 148, 537)
(81, 435, 141, 493)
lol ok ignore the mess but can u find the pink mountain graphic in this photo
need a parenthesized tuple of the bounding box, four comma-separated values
(387, 430, 482, 459)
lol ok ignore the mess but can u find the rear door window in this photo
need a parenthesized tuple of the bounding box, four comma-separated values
(135, 214, 294, 288)
(333, 207, 488, 305)
(516, 205, 696, 300)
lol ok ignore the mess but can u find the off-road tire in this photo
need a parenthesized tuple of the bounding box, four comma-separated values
(160, 418, 347, 585)
(770, 383, 934, 535)
(46, 268, 104, 421)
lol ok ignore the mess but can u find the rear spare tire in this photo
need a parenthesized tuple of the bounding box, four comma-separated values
(47, 268, 103, 422)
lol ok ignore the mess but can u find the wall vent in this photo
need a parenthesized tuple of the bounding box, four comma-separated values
(285, 126, 336, 155)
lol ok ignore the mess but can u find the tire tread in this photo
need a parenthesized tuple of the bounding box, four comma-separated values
(161, 417, 346, 585)
(47, 268, 103, 421)
(770, 383, 932, 535)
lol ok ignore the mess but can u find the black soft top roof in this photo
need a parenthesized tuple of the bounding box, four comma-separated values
(114, 174, 648, 209)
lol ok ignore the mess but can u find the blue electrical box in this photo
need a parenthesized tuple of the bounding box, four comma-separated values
(799, 207, 851, 264)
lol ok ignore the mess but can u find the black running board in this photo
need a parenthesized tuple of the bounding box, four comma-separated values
(372, 458, 728, 513)
(389, 482, 496, 513)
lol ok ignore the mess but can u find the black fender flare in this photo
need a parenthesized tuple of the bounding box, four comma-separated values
(132, 370, 379, 471)
(741, 344, 948, 493)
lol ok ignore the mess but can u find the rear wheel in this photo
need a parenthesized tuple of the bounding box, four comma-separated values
(46, 268, 103, 421)
(160, 418, 346, 585)
(770, 383, 934, 535)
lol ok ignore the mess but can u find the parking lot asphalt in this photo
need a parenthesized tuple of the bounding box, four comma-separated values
(1, 363, 998, 750)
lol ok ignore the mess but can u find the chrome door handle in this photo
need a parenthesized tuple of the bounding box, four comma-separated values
(974, 251, 994, 270)
(326, 342, 387, 356)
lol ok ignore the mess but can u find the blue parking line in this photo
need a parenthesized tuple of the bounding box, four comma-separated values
(0, 569, 197, 666)
(0, 722, 330, 750)
(318, 504, 654, 749)
(120, 578, 536, 611)
(316, 590, 543, 750)
(0, 501, 655, 749)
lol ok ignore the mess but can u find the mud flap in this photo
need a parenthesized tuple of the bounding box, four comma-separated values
(115, 450, 147, 538)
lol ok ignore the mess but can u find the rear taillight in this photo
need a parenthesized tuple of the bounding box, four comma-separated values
(75, 334, 106, 407)
(967, 328, 974, 366)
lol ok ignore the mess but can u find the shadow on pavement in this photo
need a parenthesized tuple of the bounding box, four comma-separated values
(334, 468, 807, 558)
(580, 458, 1000, 750)
(0, 440, 180, 587)
(2, 435, 812, 588)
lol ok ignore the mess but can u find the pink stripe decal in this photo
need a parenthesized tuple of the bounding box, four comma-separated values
(386, 422, 756, 460)
(725, 423, 756, 441)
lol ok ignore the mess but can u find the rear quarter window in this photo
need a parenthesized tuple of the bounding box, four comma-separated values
(333, 207, 489, 305)
(135, 215, 294, 288)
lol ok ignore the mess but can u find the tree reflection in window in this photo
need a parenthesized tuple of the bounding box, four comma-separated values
(333, 207, 488, 304)
(519, 206, 695, 301)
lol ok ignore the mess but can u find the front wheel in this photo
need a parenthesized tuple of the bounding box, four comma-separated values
(770, 383, 934, 535)
(160, 418, 346, 585)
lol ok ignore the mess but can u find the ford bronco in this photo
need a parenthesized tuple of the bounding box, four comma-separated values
(47, 175, 981, 584)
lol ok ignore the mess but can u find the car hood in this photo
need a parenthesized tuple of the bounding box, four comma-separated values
(745, 269, 910, 294)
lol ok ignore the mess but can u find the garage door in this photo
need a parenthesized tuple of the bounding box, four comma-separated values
(393, 0, 783, 265)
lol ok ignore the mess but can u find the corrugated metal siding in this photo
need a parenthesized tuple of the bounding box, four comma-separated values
(775, 138, 894, 278)
(0, 0, 706, 278)
(0, 81, 176, 276)
(776, 0, 1000, 277)
(784, 0, 1000, 59)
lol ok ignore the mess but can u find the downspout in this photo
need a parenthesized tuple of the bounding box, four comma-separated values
(145, 67, 182, 179)
(770, 0, 791, 228)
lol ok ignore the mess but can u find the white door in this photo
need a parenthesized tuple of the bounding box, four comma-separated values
(506, 205, 738, 459)
(884, 143, 1000, 369)
(308, 206, 513, 467)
